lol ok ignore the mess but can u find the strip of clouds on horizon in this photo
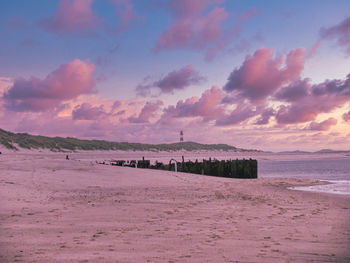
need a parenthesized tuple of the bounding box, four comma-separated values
(1, 48, 349, 148)
(1, 44, 350, 134)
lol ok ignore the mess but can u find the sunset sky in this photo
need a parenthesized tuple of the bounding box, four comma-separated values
(1, 0, 350, 151)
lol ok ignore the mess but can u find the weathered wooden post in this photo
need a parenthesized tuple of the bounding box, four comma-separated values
(182, 155, 185, 172)
(169, 159, 178, 172)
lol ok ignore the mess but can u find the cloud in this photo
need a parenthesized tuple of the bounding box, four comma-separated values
(223, 47, 305, 101)
(204, 25, 240, 62)
(320, 16, 350, 55)
(343, 110, 350, 122)
(136, 65, 205, 95)
(111, 100, 122, 111)
(160, 86, 224, 123)
(276, 103, 319, 125)
(128, 100, 163, 123)
(155, 0, 227, 51)
(0, 77, 13, 95)
(275, 75, 350, 124)
(109, 0, 138, 33)
(205, 7, 259, 62)
(72, 103, 108, 120)
(3, 59, 95, 112)
(307, 118, 337, 131)
(155, 2, 261, 61)
(40, 0, 101, 35)
(311, 75, 350, 96)
(220, 47, 349, 126)
(215, 103, 257, 126)
(274, 78, 310, 102)
(306, 41, 321, 59)
(254, 107, 275, 125)
(237, 7, 259, 23)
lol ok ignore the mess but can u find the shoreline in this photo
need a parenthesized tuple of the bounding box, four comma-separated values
(1, 147, 350, 195)
(1, 152, 349, 262)
(290, 180, 350, 196)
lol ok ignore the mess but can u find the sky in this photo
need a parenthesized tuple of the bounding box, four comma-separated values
(0, 0, 350, 152)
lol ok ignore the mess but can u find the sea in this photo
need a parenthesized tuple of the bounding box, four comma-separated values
(72, 150, 350, 196)
(258, 154, 350, 195)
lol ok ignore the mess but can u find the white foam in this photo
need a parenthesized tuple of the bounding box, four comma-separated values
(290, 180, 350, 195)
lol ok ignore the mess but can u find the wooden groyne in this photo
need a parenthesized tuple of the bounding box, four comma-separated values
(109, 157, 258, 179)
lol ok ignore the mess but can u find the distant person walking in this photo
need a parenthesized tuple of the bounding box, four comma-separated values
(66, 155, 69, 160)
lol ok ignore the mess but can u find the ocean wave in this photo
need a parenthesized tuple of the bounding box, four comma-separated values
(290, 180, 350, 195)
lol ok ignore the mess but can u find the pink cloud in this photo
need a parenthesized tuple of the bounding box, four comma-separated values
(109, 0, 138, 33)
(223, 47, 305, 101)
(0, 77, 12, 94)
(167, 0, 223, 17)
(205, 7, 260, 62)
(307, 118, 337, 131)
(155, 2, 261, 61)
(155, 0, 228, 51)
(254, 108, 275, 125)
(311, 75, 350, 96)
(160, 86, 224, 122)
(40, 0, 101, 35)
(136, 65, 205, 95)
(343, 110, 350, 122)
(188, 86, 224, 118)
(306, 41, 321, 59)
(215, 103, 257, 126)
(220, 47, 349, 126)
(276, 102, 320, 125)
(3, 59, 95, 111)
(237, 7, 259, 23)
(111, 100, 122, 110)
(154, 65, 205, 92)
(204, 25, 240, 62)
(72, 103, 107, 120)
(128, 100, 163, 123)
(320, 16, 350, 55)
(275, 75, 350, 124)
(274, 78, 310, 102)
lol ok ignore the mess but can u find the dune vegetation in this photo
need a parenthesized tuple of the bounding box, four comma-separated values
(0, 128, 259, 152)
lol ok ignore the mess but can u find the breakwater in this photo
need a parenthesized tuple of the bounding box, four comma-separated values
(108, 157, 257, 179)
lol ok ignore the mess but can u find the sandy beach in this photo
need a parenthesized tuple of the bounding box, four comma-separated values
(1, 151, 350, 263)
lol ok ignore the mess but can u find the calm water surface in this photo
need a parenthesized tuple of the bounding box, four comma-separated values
(258, 156, 350, 195)
(259, 157, 350, 180)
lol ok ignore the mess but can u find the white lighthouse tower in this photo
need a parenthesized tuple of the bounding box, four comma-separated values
(180, 130, 184, 142)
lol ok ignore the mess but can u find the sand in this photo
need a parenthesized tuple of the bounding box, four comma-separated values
(0, 151, 350, 263)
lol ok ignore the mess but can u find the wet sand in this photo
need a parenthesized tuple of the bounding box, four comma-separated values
(0, 151, 349, 262)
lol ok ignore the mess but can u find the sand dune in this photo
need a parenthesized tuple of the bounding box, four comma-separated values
(0, 151, 349, 262)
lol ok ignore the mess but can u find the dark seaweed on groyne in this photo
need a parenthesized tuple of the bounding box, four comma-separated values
(107, 157, 257, 179)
